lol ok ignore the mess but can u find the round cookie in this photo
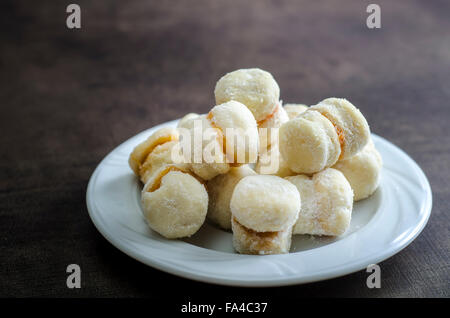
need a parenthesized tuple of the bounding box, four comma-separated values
(128, 127, 179, 178)
(207, 165, 257, 230)
(283, 103, 308, 119)
(230, 175, 300, 232)
(279, 110, 341, 174)
(310, 98, 370, 159)
(141, 164, 208, 239)
(332, 139, 382, 201)
(214, 68, 280, 122)
(286, 168, 353, 236)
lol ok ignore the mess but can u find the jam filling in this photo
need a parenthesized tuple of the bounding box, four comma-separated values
(318, 112, 345, 159)
(257, 102, 280, 126)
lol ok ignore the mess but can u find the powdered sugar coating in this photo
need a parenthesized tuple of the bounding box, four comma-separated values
(333, 139, 382, 201)
(286, 168, 353, 236)
(207, 165, 257, 230)
(255, 143, 294, 177)
(142, 168, 208, 239)
(177, 113, 199, 129)
(214, 68, 280, 122)
(279, 110, 341, 174)
(258, 104, 289, 148)
(185, 114, 230, 180)
(283, 103, 308, 119)
(209, 100, 259, 163)
(310, 98, 370, 159)
(230, 175, 300, 232)
(139, 140, 178, 183)
(128, 127, 179, 176)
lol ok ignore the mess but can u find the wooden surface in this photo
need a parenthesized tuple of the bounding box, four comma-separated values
(1, 0, 449, 297)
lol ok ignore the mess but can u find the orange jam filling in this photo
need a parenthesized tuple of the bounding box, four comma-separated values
(139, 134, 179, 170)
(147, 165, 185, 192)
(147, 165, 204, 192)
(319, 112, 345, 159)
(234, 218, 280, 251)
(137, 135, 179, 180)
(334, 124, 345, 157)
(257, 102, 280, 126)
(234, 218, 278, 238)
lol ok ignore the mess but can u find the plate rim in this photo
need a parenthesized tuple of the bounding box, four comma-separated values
(86, 122, 433, 287)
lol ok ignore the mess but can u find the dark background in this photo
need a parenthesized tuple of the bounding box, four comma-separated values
(1, 0, 449, 297)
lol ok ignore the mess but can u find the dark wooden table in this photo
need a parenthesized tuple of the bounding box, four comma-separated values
(1, 0, 449, 297)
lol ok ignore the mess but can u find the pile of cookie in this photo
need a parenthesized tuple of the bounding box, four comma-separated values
(128, 68, 382, 255)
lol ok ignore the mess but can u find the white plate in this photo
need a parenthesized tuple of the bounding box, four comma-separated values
(86, 120, 432, 287)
